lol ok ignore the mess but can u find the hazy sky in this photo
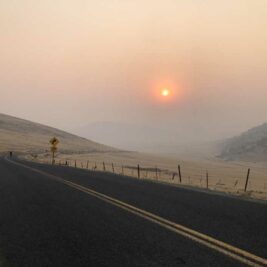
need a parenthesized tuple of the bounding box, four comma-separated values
(1, 0, 267, 142)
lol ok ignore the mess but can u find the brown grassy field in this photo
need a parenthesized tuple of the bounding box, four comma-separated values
(27, 151, 267, 201)
(0, 113, 116, 153)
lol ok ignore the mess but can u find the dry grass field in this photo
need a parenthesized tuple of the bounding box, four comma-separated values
(28, 151, 267, 201)
(0, 113, 116, 154)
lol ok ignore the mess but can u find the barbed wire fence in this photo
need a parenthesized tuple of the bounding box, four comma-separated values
(39, 157, 267, 198)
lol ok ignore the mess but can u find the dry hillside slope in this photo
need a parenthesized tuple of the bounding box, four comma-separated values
(0, 113, 116, 154)
(220, 123, 267, 162)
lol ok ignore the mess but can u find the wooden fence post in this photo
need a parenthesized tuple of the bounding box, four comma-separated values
(244, 168, 250, 192)
(206, 171, 209, 189)
(103, 162, 106, 171)
(178, 165, 182, 183)
(137, 164, 140, 179)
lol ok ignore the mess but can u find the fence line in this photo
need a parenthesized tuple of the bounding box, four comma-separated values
(43, 157, 267, 198)
(32, 155, 267, 199)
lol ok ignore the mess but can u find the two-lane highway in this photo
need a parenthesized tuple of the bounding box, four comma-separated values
(0, 157, 266, 266)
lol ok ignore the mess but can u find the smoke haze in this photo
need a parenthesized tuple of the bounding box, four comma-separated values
(1, 0, 267, 147)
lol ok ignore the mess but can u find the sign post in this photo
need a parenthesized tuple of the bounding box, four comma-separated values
(49, 137, 59, 165)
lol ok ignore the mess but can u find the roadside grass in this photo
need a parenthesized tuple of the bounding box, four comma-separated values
(23, 151, 267, 201)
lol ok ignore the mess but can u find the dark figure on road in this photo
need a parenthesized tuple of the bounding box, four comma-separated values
(9, 151, 13, 158)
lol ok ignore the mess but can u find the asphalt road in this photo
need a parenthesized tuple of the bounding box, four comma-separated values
(0, 157, 266, 267)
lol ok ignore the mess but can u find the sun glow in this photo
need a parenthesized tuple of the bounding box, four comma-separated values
(151, 79, 183, 104)
(161, 88, 170, 97)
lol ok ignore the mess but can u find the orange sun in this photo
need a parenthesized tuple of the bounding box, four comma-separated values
(161, 88, 170, 97)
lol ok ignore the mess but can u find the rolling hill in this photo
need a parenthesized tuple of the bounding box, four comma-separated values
(220, 123, 267, 162)
(71, 121, 175, 151)
(0, 113, 116, 154)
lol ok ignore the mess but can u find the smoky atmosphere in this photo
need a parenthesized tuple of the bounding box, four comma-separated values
(0, 2, 267, 267)
(1, 0, 267, 151)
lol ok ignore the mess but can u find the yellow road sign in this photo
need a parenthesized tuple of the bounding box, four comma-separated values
(50, 137, 59, 146)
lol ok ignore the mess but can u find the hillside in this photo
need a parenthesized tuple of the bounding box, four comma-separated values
(0, 113, 116, 154)
(71, 121, 176, 151)
(71, 121, 209, 153)
(220, 123, 267, 162)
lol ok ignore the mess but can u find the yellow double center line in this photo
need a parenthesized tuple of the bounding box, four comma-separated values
(6, 158, 267, 267)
